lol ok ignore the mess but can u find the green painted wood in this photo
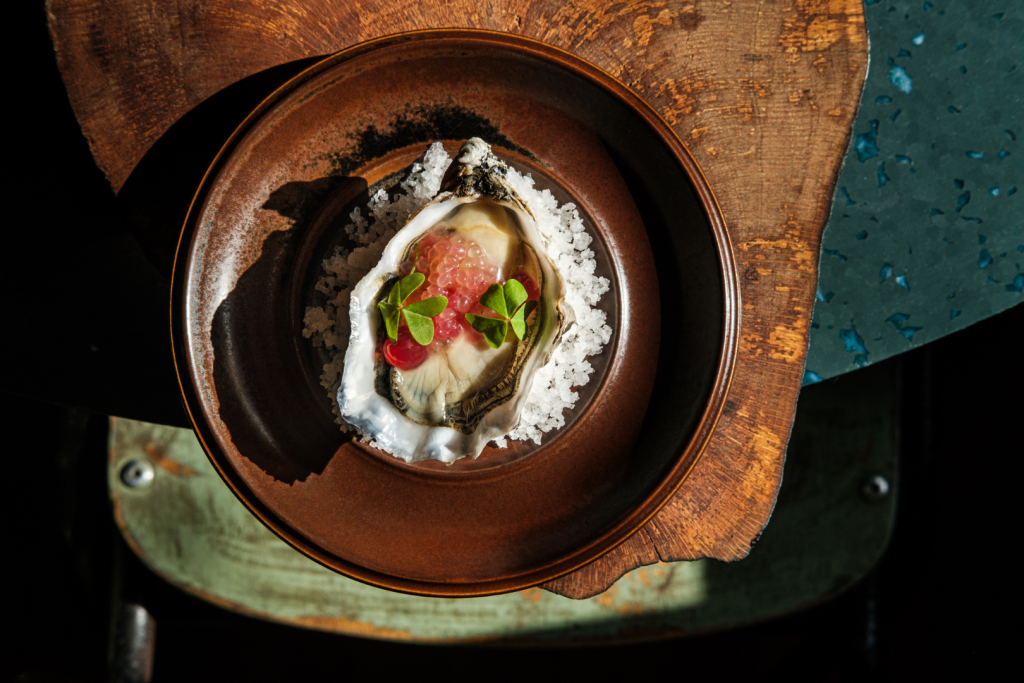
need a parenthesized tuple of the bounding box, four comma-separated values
(108, 363, 899, 643)
(806, 0, 1023, 384)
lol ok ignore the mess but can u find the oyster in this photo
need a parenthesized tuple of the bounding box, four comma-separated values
(339, 139, 573, 463)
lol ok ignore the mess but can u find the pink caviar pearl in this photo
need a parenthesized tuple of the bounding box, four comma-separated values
(400, 230, 510, 350)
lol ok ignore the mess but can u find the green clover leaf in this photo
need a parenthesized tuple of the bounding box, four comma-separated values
(378, 267, 447, 346)
(379, 301, 401, 341)
(404, 296, 447, 318)
(397, 272, 425, 304)
(503, 279, 528, 316)
(465, 314, 508, 349)
(402, 310, 433, 345)
(478, 283, 508, 319)
(466, 277, 538, 348)
(509, 300, 538, 340)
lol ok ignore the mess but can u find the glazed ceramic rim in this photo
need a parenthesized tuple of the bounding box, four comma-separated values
(171, 29, 739, 597)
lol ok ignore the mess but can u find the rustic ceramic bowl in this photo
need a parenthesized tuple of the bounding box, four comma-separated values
(172, 30, 738, 596)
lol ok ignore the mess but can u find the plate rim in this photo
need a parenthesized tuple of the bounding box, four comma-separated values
(170, 28, 739, 597)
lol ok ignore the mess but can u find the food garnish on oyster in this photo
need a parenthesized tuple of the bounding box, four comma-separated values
(339, 139, 574, 463)
(302, 140, 612, 462)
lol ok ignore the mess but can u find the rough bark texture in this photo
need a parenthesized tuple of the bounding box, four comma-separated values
(48, 0, 867, 599)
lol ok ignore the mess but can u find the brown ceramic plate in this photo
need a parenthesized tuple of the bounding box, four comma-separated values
(172, 30, 738, 596)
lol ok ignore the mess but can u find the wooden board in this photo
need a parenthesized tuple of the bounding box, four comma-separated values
(48, 0, 868, 599)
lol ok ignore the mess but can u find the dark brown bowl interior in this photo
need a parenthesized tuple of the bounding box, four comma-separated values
(172, 31, 737, 596)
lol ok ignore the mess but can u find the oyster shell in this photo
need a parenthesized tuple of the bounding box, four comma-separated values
(339, 139, 573, 463)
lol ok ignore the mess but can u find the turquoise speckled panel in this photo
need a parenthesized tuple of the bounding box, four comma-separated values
(805, 0, 1022, 384)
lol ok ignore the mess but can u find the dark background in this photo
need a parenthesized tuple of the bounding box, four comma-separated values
(4, 4, 1018, 681)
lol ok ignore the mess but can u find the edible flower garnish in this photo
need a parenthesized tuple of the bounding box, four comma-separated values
(464, 279, 538, 349)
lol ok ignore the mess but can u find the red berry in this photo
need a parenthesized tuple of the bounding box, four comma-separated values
(383, 329, 429, 371)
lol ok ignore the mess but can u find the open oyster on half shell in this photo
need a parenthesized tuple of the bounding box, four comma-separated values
(339, 139, 574, 463)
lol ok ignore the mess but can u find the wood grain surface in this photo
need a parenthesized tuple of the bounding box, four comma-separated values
(48, 0, 868, 599)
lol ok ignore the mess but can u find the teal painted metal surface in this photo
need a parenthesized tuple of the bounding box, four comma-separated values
(806, 0, 1022, 384)
(108, 364, 898, 643)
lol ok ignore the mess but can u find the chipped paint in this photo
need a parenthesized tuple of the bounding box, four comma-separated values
(656, 74, 716, 125)
(292, 615, 415, 640)
(594, 584, 619, 608)
(767, 324, 808, 362)
(143, 443, 197, 477)
(632, 9, 674, 47)
(780, 0, 865, 54)
(109, 419, 716, 644)
(738, 79, 772, 99)
(738, 229, 818, 273)
(521, 587, 544, 602)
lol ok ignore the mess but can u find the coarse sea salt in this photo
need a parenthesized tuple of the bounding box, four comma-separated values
(302, 142, 612, 447)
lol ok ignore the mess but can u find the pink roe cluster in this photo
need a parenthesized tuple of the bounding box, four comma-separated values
(400, 231, 499, 349)
(380, 227, 545, 373)
(394, 229, 541, 354)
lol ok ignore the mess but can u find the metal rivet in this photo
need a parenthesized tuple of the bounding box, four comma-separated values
(861, 474, 889, 501)
(120, 459, 154, 488)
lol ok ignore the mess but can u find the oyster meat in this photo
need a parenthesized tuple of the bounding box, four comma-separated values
(339, 139, 573, 462)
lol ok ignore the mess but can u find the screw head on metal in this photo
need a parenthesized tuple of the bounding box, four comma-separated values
(120, 459, 155, 488)
(861, 474, 890, 501)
